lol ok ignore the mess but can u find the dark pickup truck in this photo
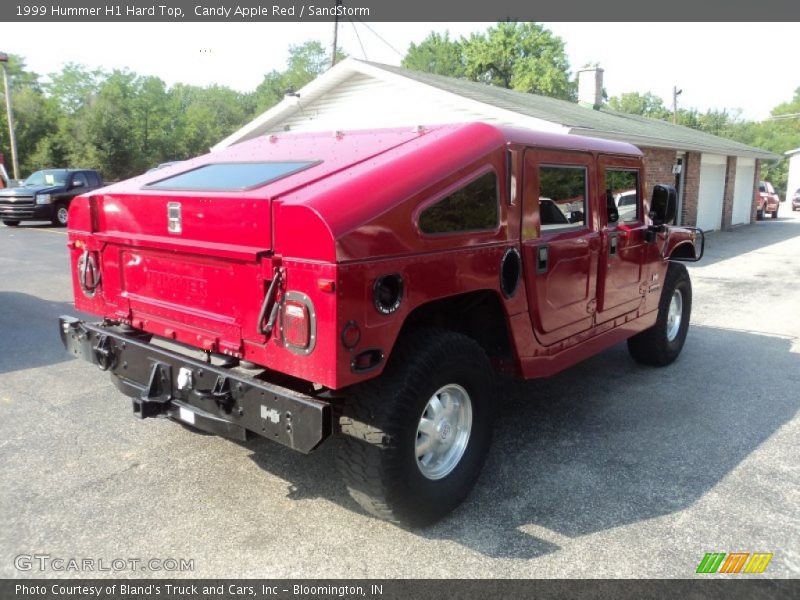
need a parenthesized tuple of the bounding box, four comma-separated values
(0, 168, 103, 227)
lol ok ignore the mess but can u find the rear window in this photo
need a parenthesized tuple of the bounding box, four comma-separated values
(418, 171, 499, 234)
(145, 161, 319, 191)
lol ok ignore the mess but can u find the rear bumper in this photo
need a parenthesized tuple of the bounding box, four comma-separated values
(59, 316, 332, 453)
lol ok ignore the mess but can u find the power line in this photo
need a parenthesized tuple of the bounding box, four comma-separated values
(353, 18, 404, 59)
(349, 19, 368, 60)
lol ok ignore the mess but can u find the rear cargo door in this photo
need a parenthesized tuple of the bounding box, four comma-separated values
(93, 161, 321, 354)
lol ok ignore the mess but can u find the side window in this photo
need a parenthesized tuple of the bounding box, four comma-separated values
(538, 166, 587, 231)
(605, 169, 640, 223)
(418, 171, 499, 234)
(72, 172, 88, 188)
(87, 172, 99, 187)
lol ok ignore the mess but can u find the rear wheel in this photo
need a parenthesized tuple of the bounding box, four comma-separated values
(52, 203, 68, 227)
(336, 328, 496, 527)
(628, 262, 692, 367)
(2, 220, 20, 227)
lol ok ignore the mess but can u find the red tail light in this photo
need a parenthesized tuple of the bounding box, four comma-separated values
(283, 299, 310, 349)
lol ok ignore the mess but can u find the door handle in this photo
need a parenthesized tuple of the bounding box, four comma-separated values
(536, 245, 549, 274)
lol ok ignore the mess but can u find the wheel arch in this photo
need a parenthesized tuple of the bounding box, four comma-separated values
(397, 289, 519, 374)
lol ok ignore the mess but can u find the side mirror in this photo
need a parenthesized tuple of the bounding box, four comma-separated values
(650, 184, 677, 226)
(70, 180, 85, 190)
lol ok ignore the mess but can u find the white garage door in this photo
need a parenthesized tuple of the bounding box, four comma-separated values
(696, 154, 727, 231)
(732, 158, 756, 225)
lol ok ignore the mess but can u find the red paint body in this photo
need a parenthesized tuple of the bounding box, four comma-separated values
(67, 123, 698, 390)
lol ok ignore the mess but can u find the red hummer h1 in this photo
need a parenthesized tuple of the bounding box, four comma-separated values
(60, 123, 703, 526)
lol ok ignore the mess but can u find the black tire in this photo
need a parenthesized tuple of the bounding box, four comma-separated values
(771, 207, 778, 219)
(2, 220, 20, 227)
(627, 262, 692, 367)
(336, 328, 496, 527)
(52, 203, 69, 227)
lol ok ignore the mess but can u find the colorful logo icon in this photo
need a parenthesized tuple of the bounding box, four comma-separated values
(696, 552, 773, 574)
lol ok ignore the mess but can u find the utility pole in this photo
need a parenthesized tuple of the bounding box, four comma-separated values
(331, 0, 343, 68)
(0, 52, 20, 180)
(672, 85, 683, 125)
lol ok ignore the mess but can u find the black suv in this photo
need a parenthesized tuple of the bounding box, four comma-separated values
(0, 169, 103, 227)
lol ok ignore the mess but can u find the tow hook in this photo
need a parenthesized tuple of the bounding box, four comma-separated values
(92, 334, 115, 371)
(190, 376, 235, 413)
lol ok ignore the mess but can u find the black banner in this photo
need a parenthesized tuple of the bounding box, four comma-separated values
(3, 579, 799, 600)
(1, 0, 799, 22)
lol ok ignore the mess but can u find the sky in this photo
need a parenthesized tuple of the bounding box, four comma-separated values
(2, 22, 798, 121)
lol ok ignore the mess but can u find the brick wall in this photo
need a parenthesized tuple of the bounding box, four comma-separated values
(640, 147, 675, 202)
(721, 156, 737, 229)
(681, 152, 701, 227)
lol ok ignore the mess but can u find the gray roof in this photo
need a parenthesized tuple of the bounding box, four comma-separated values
(361, 61, 778, 161)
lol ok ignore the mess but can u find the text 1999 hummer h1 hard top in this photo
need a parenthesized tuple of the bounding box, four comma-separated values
(60, 123, 703, 526)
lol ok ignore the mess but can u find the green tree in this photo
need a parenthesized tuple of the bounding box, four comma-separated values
(462, 22, 574, 99)
(403, 23, 574, 100)
(607, 92, 670, 119)
(254, 41, 345, 113)
(0, 54, 58, 176)
(402, 32, 464, 78)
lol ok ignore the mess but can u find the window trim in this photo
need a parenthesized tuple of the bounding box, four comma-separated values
(143, 160, 322, 192)
(414, 165, 501, 238)
(537, 163, 589, 235)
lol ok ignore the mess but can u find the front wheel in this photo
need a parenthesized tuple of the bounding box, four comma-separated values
(52, 203, 68, 227)
(628, 262, 692, 367)
(336, 328, 496, 527)
(771, 207, 778, 219)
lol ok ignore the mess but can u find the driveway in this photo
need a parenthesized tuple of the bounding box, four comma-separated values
(0, 212, 798, 578)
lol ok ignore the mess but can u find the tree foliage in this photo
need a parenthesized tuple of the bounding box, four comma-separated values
(0, 42, 338, 181)
(403, 22, 575, 100)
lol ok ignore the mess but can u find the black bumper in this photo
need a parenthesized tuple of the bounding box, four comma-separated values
(59, 316, 332, 453)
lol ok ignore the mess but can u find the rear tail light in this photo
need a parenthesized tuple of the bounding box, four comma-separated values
(280, 292, 316, 355)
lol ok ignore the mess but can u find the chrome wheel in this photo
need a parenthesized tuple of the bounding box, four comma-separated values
(56, 206, 68, 225)
(666, 289, 683, 342)
(415, 383, 472, 480)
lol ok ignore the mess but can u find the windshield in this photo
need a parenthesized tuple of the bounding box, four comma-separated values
(25, 169, 69, 187)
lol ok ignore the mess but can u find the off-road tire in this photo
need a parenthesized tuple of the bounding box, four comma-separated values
(336, 328, 496, 527)
(627, 262, 692, 367)
(2, 220, 20, 227)
(52, 203, 68, 227)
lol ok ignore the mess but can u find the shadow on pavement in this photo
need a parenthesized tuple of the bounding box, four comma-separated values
(0, 291, 83, 375)
(243, 324, 799, 559)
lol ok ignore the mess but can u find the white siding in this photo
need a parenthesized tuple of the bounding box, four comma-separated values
(732, 158, 755, 225)
(696, 154, 727, 231)
(275, 74, 556, 133)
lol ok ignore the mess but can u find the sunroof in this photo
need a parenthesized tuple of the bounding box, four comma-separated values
(145, 161, 320, 191)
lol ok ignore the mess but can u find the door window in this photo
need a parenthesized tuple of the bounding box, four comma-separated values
(538, 166, 587, 232)
(605, 169, 640, 223)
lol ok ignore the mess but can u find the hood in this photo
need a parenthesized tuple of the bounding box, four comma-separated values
(0, 184, 64, 197)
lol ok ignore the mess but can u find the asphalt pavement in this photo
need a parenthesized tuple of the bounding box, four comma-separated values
(0, 210, 798, 578)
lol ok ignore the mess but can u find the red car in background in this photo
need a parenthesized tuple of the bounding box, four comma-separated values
(758, 181, 780, 219)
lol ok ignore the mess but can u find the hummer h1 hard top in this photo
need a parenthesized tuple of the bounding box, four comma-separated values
(60, 123, 703, 526)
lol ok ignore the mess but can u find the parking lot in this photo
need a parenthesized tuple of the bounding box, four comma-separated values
(1, 211, 798, 579)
